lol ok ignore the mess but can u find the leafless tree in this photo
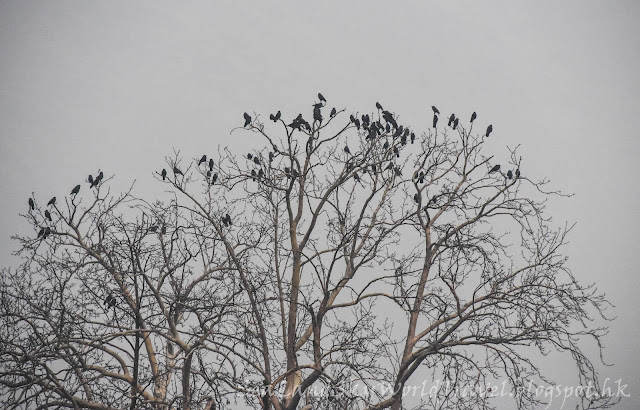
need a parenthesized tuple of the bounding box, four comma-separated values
(1, 97, 615, 409)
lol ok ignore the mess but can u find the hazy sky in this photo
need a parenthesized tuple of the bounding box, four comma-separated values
(1, 1, 639, 408)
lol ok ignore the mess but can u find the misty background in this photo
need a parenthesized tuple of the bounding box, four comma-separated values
(1, 1, 638, 408)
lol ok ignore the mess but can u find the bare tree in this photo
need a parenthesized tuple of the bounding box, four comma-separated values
(1, 97, 614, 409)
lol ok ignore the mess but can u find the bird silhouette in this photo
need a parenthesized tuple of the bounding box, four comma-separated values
(470, 112, 477, 123)
(225, 213, 232, 226)
(38, 227, 45, 238)
(44, 227, 51, 238)
(247, 153, 253, 160)
(376, 102, 383, 111)
(432, 106, 440, 115)
(209, 158, 214, 170)
(212, 173, 218, 184)
(393, 146, 400, 157)
(161, 226, 167, 235)
(198, 155, 207, 166)
(207, 170, 211, 178)
(507, 170, 513, 179)
(28, 198, 34, 211)
(251, 170, 257, 181)
(383, 140, 389, 149)
(385, 162, 393, 171)
(354, 118, 360, 130)
(433, 114, 438, 128)
(48, 197, 56, 206)
(330, 107, 336, 117)
(258, 169, 264, 178)
(88, 175, 94, 185)
(243, 112, 251, 127)
(161, 169, 167, 180)
(353, 172, 360, 182)
(71, 185, 80, 196)
(448, 114, 455, 127)
(45, 210, 52, 221)
(92, 171, 104, 188)
(414, 193, 420, 203)
(411, 132, 415, 144)
(269, 152, 274, 162)
(104, 295, 116, 308)
(253, 157, 260, 165)
(453, 118, 459, 130)
(318, 93, 326, 103)
(489, 164, 501, 173)
(486, 124, 493, 137)
(401, 134, 407, 145)
(313, 105, 322, 122)
(150, 225, 157, 232)
(515, 169, 520, 178)
(173, 166, 183, 176)
(274, 110, 281, 122)
(344, 145, 351, 155)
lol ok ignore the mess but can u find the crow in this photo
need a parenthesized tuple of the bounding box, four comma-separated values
(88, 175, 94, 185)
(414, 193, 420, 203)
(212, 173, 218, 184)
(330, 107, 336, 117)
(344, 145, 351, 155)
(515, 169, 521, 178)
(251, 170, 257, 181)
(313, 105, 322, 122)
(470, 112, 477, 123)
(486, 124, 493, 137)
(38, 227, 45, 238)
(243, 112, 251, 127)
(411, 132, 415, 144)
(401, 134, 407, 145)
(354, 118, 360, 130)
(91, 171, 103, 187)
(489, 164, 501, 173)
(269, 152, 274, 162)
(45, 210, 52, 221)
(150, 225, 157, 232)
(393, 146, 400, 157)
(318, 93, 326, 103)
(225, 213, 232, 226)
(453, 118, 459, 130)
(432, 106, 440, 115)
(48, 197, 56, 206)
(382, 111, 397, 128)
(71, 185, 80, 196)
(258, 169, 264, 178)
(198, 155, 207, 166)
(253, 157, 260, 165)
(353, 172, 360, 182)
(433, 114, 438, 128)
(161, 226, 167, 235)
(270, 113, 275, 121)
(385, 162, 393, 170)
(173, 166, 183, 176)
(376, 102, 383, 110)
(28, 198, 34, 211)
(209, 158, 214, 170)
(448, 114, 455, 127)
(247, 153, 253, 160)
(207, 170, 211, 178)
(161, 169, 167, 180)
(104, 295, 116, 308)
(507, 170, 513, 179)
(274, 110, 281, 121)
(44, 227, 51, 238)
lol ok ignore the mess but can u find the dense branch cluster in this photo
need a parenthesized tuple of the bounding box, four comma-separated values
(1, 95, 613, 409)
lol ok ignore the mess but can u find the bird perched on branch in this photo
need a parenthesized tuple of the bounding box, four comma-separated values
(161, 169, 167, 180)
(448, 114, 455, 127)
(470, 112, 477, 123)
(318, 92, 326, 103)
(507, 170, 513, 179)
(330, 107, 336, 117)
(376, 102, 383, 111)
(432, 106, 440, 115)
(71, 185, 80, 196)
(489, 164, 501, 173)
(344, 145, 351, 155)
(47, 197, 56, 206)
(173, 166, 183, 176)
(433, 114, 438, 128)
(486, 124, 493, 137)
(198, 155, 207, 166)
(28, 198, 34, 211)
(243, 112, 251, 127)
(45, 210, 52, 221)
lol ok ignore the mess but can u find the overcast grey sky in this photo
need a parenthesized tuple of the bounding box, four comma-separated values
(1, 1, 639, 408)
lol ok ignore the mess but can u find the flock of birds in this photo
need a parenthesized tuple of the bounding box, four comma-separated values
(27, 171, 104, 240)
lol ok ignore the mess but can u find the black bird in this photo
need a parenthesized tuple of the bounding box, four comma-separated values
(515, 169, 521, 179)
(209, 158, 214, 170)
(247, 153, 253, 160)
(385, 162, 393, 171)
(318, 93, 326, 103)
(251, 170, 257, 181)
(104, 295, 116, 308)
(48, 197, 56, 206)
(212, 173, 218, 184)
(173, 166, 183, 176)
(150, 225, 157, 232)
(486, 124, 493, 137)
(258, 169, 264, 178)
(376, 102, 383, 110)
(507, 170, 513, 179)
(91, 171, 104, 188)
(161, 225, 167, 235)
(372, 164, 377, 172)
(393, 146, 400, 157)
(354, 118, 360, 130)
(353, 172, 360, 182)
(432, 106, 440, 115)
(382, 111, 397, 128)
(274, 110, 281, 122)
(411, 132, 416, 144)
(430, 196, 438, 205)
(401, 134, 407, 145)
(383, 140, 389, 149)
(448, 114, 455, 127)
(419, 171, 425, 184)
(489, 164, 501, 174)
(28, 198, 35, 211)
(207, 170, 211, 178)
(433, 114, 438, 128)
(313, 105, 322, 122)
(44, 227, 51, 238)
(269, 152, 274, 162)
(225, 213, 232, 226)
(330, 107, 336, 117)
(45, 210, 52, 221)
(71, 185, 80, 196)
(88, 175, 94, 185)
(253, 157, 260, 165)
(453, 118, 459, 130)
(350, 115, 356, 123)
(344, 145, 351, 155)
(470, 112, 477, 123)
(161, 169, 167, 180)
(394, 167, 402, 177)
(270, 113, 275, 121)
(414, 193, 420, 203)
(38, 227, 45, 238)
(198, 155, 207, 166)
(243, 112, 251, 127)
(385, 123, 391, 132)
